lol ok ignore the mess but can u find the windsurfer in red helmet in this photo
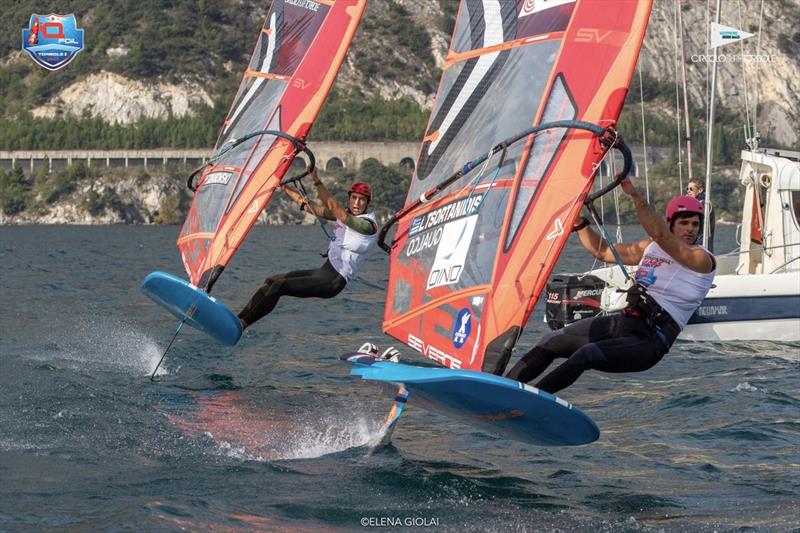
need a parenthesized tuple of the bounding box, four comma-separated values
(236, 167, 378, 331)
(506, 179, 715, 393)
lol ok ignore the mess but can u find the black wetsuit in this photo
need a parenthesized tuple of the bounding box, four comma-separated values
(505, 313, 679, 394)
(237, 208, 376, 327)
(238, 259, 346, 326)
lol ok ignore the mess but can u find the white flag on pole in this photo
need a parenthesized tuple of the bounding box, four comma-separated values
(710, 22, 754, 49)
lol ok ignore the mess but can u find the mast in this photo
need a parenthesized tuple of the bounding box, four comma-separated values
(703, 0, 721, 249)
(677, 0, 694, 181)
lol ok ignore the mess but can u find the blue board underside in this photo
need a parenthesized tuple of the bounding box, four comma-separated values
(141, 271, 242, 346)
(346, 355, 599, 446)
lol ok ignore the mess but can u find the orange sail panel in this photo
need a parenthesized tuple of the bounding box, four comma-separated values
(178, 0, 365, 288)
(382, 0, 652, 374)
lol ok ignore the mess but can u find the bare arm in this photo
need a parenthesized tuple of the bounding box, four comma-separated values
(573, 219, 649, 265)
(621, 179, 714, 273)
(310, 168, 348, 223)
(281, 182, 334, 220)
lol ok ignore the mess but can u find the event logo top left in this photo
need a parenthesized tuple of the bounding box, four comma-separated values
(22, 14, 85, 71)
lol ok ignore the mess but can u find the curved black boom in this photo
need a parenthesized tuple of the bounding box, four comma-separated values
(377, 120, 634, 253)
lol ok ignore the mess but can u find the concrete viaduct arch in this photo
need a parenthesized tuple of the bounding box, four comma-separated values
(1, 143, 660, 177)
(0, 141, 420, 175)
(302, 141, 418, 172)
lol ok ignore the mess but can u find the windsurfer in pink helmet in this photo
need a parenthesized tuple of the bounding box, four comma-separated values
(236, 168, 378, 332)
(506, 180, 715, 393)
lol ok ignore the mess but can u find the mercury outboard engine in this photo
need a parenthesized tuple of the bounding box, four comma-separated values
(545, 274, 607, 330)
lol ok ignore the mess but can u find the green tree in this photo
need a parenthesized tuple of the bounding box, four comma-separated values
(0, 165, 31, 215)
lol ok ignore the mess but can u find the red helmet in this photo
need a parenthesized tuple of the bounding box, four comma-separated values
(348, 181, 372, 200)
(665, 195, 704, 222)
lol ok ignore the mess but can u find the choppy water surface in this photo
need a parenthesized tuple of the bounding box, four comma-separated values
(1, 225, 798, 532)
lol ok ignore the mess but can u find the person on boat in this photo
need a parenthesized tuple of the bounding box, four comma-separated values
(505, 180, 715, 394)
(236, 167, 378, 330)
(686, 177, 715, 252)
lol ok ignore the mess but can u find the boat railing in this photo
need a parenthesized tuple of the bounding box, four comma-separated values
(768, 255, 800, 274)
(726, 241, 800, 274)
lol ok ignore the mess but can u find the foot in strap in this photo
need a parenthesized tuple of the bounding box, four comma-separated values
(353, 342, 400, 362)
(356, 342, 379, 356)
(377, 346, 400, 363)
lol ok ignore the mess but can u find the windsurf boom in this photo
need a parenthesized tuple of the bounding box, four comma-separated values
(381, 0, 652, 375)
(177, 0, 366, 292)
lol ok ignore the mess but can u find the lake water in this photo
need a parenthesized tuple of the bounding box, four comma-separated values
(1, 224, 798, 531)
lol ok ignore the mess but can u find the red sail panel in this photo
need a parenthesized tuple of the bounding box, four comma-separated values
(382, 0, 652, 374)
(178, 0, 365, 287)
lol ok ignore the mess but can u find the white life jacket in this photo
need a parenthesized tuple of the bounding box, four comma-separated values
(327, 211, 379, 281)
(633, 241, 716, 329)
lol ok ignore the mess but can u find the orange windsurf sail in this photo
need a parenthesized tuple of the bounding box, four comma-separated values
(381, 0, 652, 374)
(178, 0, 366, 290)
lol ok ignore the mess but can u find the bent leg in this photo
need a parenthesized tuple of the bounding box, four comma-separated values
(238, 261, 346, 326)
(535, 332, 663, 394)
(506, 315, 618, 383)
(278, 261, 346, 299)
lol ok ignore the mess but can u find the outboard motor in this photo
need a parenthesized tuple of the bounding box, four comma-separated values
(545, 274, 607, 330)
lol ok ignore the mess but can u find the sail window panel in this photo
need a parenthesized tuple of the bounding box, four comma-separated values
(230, 118, 285, 212)
(191, 179, 234, 234)
(223, 75, 259, 145)
(407, 40, 559, 205)
(241, 136, 278, 186)
(505, 76, 576, 249)
(215, 136, 260, 172)
(221, 81, 288, 158)
(222, 136, 268, 212)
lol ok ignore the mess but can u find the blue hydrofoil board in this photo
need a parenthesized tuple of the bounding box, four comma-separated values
(344, 355, 599, 446)
(141, 272, 242, 346)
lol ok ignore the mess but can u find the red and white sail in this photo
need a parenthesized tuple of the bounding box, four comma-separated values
(383, 0, 652, 373)
(178, 0, 366, 289)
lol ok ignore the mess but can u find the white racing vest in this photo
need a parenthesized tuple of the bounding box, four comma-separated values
(633, 241, 716, 329)
(327, 211, 379, 281)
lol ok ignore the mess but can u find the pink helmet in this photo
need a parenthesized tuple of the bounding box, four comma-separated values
(349, 181, 372, 200)
(665, 195, 704, 222)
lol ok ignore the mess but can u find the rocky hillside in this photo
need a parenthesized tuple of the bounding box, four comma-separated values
(641, 0, 800, 147)
(3, 1, 798, 145)
(0, 164, 341, 226)
(1, 0, 798, 225)
(32, 71, 214, 124)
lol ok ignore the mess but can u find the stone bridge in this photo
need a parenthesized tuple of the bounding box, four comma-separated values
(0, 141, 658, 177)
(0, 141, 420, 175)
